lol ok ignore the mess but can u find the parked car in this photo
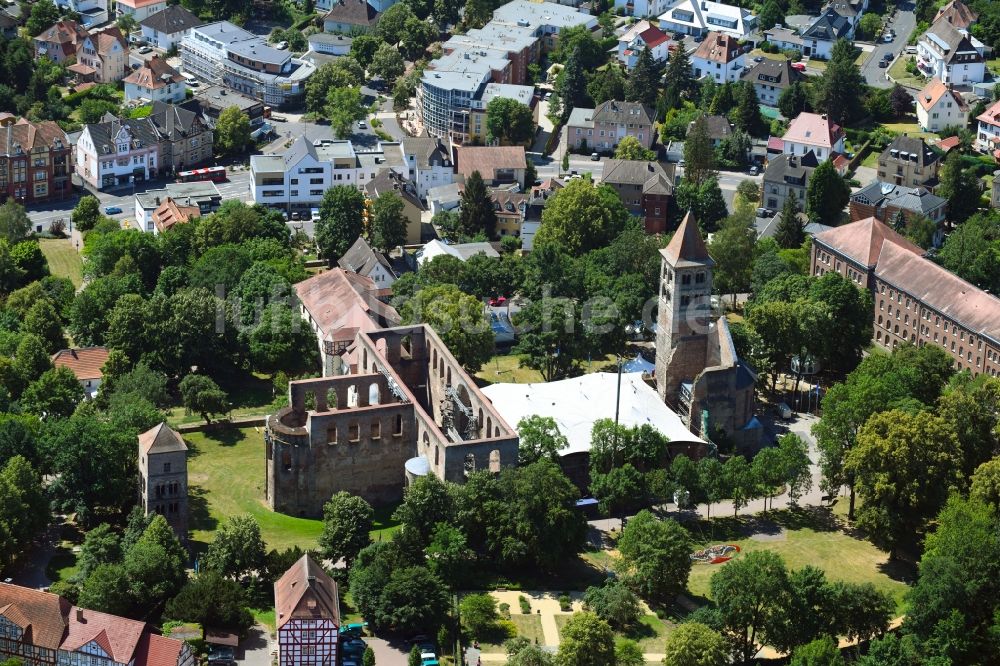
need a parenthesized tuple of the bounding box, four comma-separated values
(753, 56, 763, 62)
(270, 115, 287, 122)
(489, 296, 507, 306)
(590, 152, 600, 161)
(207, 647, 234, 666)
(544, 91, 552, 101)
(756, 207, 773, 218)
(275, 40, 288, 50)
(357, 120, 367, 129)
(749, 165, 759, 176)
(883, 33, 893, 43)
(137, 45, 152, 54)
(291, 211, 301, 221)
(791, 62, 806, 71)
(878, 59, 889, 68)
(104, 206, 122, 215)
(693, 34, 704, 42)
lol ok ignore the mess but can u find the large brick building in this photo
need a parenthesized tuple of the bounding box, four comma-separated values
(0, 119, 72, 205)
(811, 217, 1000, 376)
(601, 159, 674, 234)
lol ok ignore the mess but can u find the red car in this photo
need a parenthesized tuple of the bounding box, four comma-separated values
(489, 296, 507, 306)
(791, 62, 806, 71)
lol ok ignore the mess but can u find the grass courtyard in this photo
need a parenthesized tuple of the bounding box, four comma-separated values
(185, 426, 404, 554)
(39, 238, 83, 288)
(474, 353, 622, 386)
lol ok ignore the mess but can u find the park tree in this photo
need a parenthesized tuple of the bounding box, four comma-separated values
(582, 580, 641, 631)
(317, 186, 366, 262)
(459, 593, 499, 639)
(904, 496, 1000, 663)
(555, 612, 615, 666)
(722, 455, 757, 518)
(485, 97, 535, 145)
(626, 46, 661, 107)
(458, 171, 497, 239)
(535, 178, 632, 255)
(215, 106, 251, 156)
(778, 433, 813, 505)
(72, 196, 103, 232)
(774, 197, 804, 249)
(614, 136, 656, 161)
(424, 522, 473, 585)
(377, 565, 450, 633)
(376, 3, 415, 44)
(662, 622, 728, 666)
(0, 456, 46, 565)
(370, 43, 405, 83)
(516, 415, 569, 464)
(164, 572, 254, 634)
(616, 640, 644, 666)
(369, 192, 408, 253)
(178, 374, 228, 423)
(616, 510, 692, 605)
(319, 491, 374, 568)
(778, 81, 810, 118)
(76, 523, 121, 580)
(846, 410, 963, 557)
(513, 297, 587, 382)
(789, 637, 844, 666)
(21, 367, 85, 419)
(664, 46, 696, 109)
(937, 150, 982, 224)
(590, 463, 644, 519)
(326, 86, 367, 138)
(806, 160, 849, 226)
(123, 515, 188, 606)
(23, 299, 67, 354)
(392, 473, 455, 545)
(78, 563, 132, 615)
(401, 284, 492, 372)
(971, 457, 1000, 508)
(684, 115, 717, 187)
(203, 514, 267, 582)
(674, 177, 729, 233)
(400, 16, 436, 61)
(244, 305, 319, 377)
(306, 59, 365, 114)
(711, 550, 790, 665)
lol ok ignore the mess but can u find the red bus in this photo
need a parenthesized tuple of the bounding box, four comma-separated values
(177, 166, 228, 183)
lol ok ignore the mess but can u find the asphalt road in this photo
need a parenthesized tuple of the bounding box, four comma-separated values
(26, 170, 253, 233)
(861, 1, 917, 89)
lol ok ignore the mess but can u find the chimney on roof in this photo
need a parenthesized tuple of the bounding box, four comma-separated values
(307, 575, 316, 584)
(76, 608, 84, 622)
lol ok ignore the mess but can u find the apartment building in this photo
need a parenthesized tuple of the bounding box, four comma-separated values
(116, 0, 167, 21)
(33, 20, 88, 63)
(616, 21, 671, 71)
(565, 100, 656, 152)
(76, 118, 159, 190)
(76, 26, 129, 84)
(124, 55, 186, 103)
(781, 112, 845, 160)
(740, 58, 803, 107)
(657, 0, 756, 39)
(251, 136, 361, 213)
(601, 159, 674, 233)
(401, 137, 453, 199)
(691, 31, 745, 83)
(0, 118, 72, 205)
(139, 5, 203, 51)
(322, 0, 380, 34)
(916, 77, 970, 132)
(975, 97, 1000, 154)
(876, 135, 940, 190)
(800, 7, 852, 59)
(812, 217, 1000, 376)
(181, 21, 316, 108)
(761, 151, 818, 212)
(916, 17, 986, 85)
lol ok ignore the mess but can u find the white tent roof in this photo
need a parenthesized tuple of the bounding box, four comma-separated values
(482, 372, 704, 456)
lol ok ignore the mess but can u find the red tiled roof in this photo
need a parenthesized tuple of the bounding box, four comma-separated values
(692, 31, 742, 64)
(294, 268, 400, 342)
(274, 555, 340, 630)
(783, 112, 844, 149)
(134, 633, 185, 666)
(812, 216, 924, 268)
(138, 422, 187, 455)
(937, 135, 961, 151)
(455, 146, 527, 181)
(124, 55, 184, 90)
(662, 211, 713, 267)
(51, 347, 109, 381)
(637, 26, 669, 48)
(0, 583, 71, 650)
(875, 238, 1000, 341)
(62, 607, 146, 663)
(976, 98, 1000, 127)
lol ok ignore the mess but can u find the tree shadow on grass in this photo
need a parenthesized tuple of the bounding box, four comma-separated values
(202, 423, 250, 447)
(188, 484, 217, 534)
(877, 558, 917, 585)
(769, 505, 839, 532)
(622, 620, 657, 643)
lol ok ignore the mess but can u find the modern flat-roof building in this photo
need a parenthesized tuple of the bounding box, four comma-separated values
(251, 136, 362, 213)
(181, 21, 316, 108)
(187, 85, 265, 128)
(812, 216, 1000, 376)
(658, 0, 756, 39)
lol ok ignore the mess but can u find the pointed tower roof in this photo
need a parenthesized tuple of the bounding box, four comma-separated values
(661, 211, 714, 268)
(138, 422, 187, 455)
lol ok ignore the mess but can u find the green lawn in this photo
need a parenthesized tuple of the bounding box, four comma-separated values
(888, 56, 928, 90)
(164, 372, 286, 426)
(555, 613, 671, 651)
(186, 426, 402, 554)
(881, 120, 939, 141)
(39, 238, 83, 288)
(478, 615, 545, 652)
(685, 509, 910, 614)
(475, 353, 620, 386)
(186, 426, 324, 553)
